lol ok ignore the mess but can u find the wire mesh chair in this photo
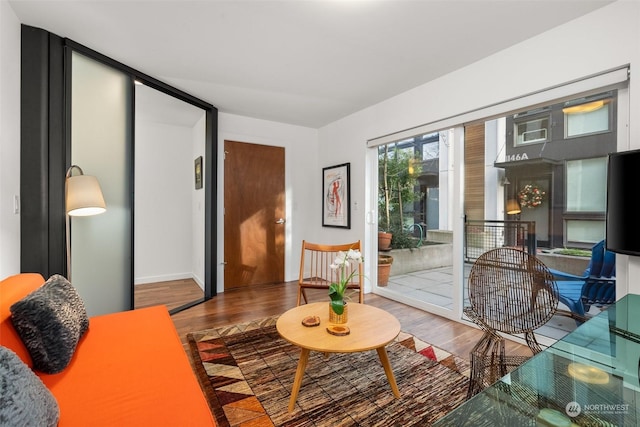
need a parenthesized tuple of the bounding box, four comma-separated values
(465, 247, 559, 398)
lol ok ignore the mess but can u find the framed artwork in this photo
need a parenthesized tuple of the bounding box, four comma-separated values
(194, 156, 203, 189)
(322, 163, 350, 228)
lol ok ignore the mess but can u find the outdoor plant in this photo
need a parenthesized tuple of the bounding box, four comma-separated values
(378, 143, 423, 247)
(389, 231, 418, 249)
(328, 249, 363, 315)
(554, 248, 591, 257)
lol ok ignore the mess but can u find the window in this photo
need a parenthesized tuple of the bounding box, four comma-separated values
(515, 116, 550, 146)
(563, 95, 611, 137)
(566, 220, 606, 244)
(367, 66, 627, 323)
(565, 157, 607, 245)
(566, 158, 607, 212)
(422, 141, 439, 160)
(512, 108, 551, 147)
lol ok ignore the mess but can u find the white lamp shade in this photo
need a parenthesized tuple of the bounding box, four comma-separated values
(66, 174, 106, 216)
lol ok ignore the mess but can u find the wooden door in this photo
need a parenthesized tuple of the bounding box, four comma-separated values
(224, 140, 285, 289)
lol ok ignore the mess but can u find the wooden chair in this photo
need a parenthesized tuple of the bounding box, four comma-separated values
(297, 240, 363, 306)
(465, 247, 558, 398)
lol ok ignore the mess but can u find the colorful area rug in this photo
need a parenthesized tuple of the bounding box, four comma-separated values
(187, 316, 470, 426)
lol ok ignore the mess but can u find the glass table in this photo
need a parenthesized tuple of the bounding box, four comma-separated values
(435, 294, 640, 426)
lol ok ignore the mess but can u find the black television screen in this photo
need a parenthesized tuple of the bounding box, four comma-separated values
(606, 149, 640, 256)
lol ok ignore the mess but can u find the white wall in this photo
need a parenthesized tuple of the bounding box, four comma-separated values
(317, 1, 640, 296)
(191, 114, 206, 287)
(134, 120, 197, 285)
(0, 0, 21, 279)
(217, 113, 318, 290)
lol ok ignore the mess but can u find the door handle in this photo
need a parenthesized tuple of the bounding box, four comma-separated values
(275, 218, 286, 224)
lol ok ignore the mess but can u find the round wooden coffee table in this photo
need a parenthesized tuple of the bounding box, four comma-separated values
(276, 302, 401, 412)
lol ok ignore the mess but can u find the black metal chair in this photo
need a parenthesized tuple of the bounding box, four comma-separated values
(465, 247, 558, 398)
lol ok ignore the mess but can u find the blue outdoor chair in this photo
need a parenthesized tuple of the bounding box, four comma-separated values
(552, 240, 616, 322)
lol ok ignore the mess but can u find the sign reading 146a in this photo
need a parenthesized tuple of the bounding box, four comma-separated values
(504, 153, 530, 162)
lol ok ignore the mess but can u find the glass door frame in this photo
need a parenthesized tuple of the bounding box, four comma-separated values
(365, 67, 630, 341)
(366, 126, 466, 322)
(64, 38, 218, 314)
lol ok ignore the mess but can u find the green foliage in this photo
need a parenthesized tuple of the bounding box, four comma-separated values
(328, 284, 347, 315)
(555, 248, 591, 257)
(378, 144, 423, 233)
(389, 230, 418, 249)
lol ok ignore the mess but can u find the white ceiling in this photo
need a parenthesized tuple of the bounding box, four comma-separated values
(9, 0, 614, 128)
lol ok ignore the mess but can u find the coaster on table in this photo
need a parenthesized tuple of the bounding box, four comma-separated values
(301, 315, 321, 327)
(327, 325, 350, 336)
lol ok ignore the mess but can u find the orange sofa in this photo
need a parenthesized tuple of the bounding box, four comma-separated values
(0, 273, 216, 426)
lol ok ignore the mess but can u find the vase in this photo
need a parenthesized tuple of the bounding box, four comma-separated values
(329, 302, 348, 324)
(378, 254, 394, 286)
(378, 232, 392, 251)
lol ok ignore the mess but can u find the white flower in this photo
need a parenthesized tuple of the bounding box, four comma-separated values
(330, 250, 363, 270)
(346, 249, 362, 262)
(330, 251, 347, 269)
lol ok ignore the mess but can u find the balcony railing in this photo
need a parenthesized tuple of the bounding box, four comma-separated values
(464, 219, 536, 262)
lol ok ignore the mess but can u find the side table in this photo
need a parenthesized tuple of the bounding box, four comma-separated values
(276, 302, 401, 412)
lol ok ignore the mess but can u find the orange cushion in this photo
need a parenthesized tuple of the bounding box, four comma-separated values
(38, 306, 216, 426)
(0, 273, 46, 367)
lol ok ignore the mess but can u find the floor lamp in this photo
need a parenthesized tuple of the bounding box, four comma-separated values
(65, 165, 106, 280)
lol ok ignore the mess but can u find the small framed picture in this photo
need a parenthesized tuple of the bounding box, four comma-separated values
(322, 163, 350, 228)
(194, 156, 203, 189)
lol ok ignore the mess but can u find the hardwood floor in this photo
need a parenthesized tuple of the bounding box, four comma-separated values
(134, 278, 205, 311)
(142, 279, 531, 360)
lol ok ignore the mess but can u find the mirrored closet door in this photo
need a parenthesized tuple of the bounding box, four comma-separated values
(133, 84, 207, 312)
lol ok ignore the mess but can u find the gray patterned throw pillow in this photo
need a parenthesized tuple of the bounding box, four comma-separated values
(0, 346, 59, 426)
(10, 275, 89, 374)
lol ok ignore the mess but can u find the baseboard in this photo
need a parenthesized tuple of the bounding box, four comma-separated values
(134, 273, 193, 286)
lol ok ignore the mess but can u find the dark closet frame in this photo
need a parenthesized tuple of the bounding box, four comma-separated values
(20, 25, 217, 313)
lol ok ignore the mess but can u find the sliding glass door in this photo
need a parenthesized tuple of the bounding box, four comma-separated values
(462, 92, 617, 341)
(369, 70, 628, 345)
(20, 27, 217, 317)
(70, 51, 132, 316)
(373, 131, 456, 316)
